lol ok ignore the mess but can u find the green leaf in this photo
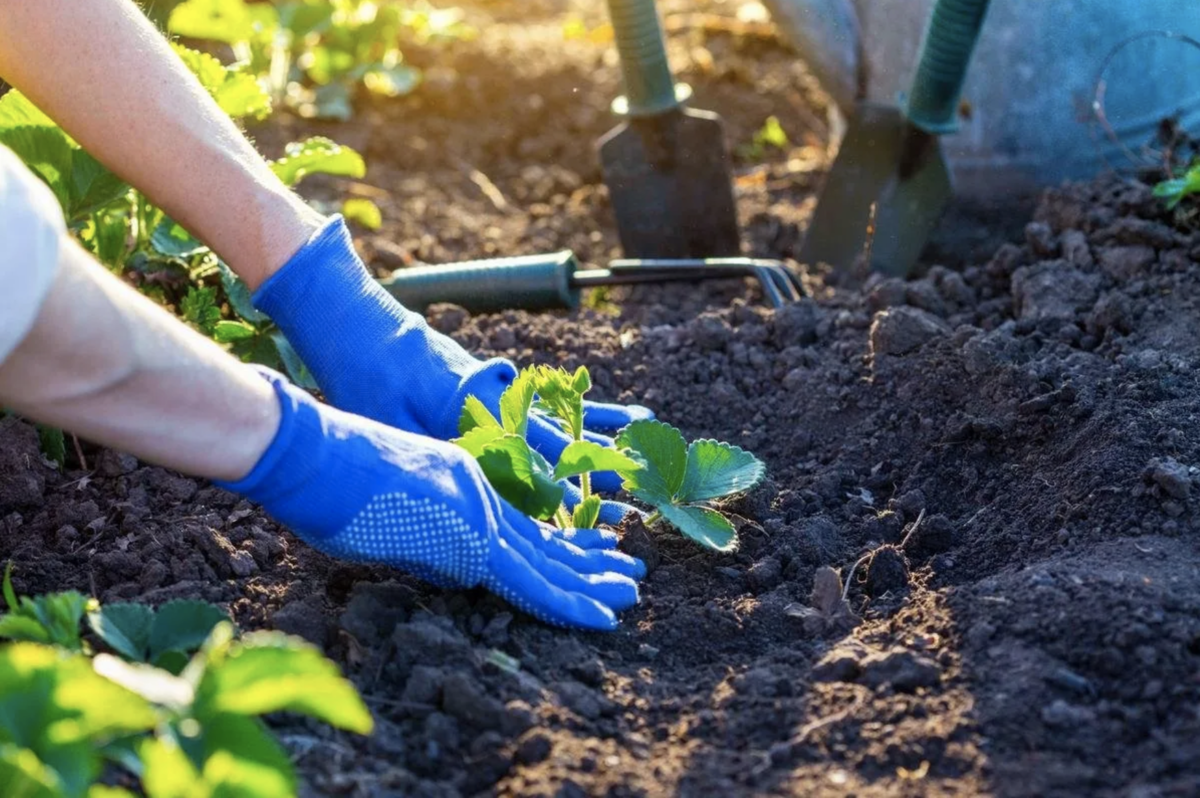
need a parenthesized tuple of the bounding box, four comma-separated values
(199, 714, 296, 796)
(553, 440, 641, 483)
(89, 206, 132, 267)
(213, 321, 257, 344)
(659, 504, 738, 552)
(270, 137, 365, 187)
(37, 426, 66, 469)
(307, 82, 354, 121)
(181, 286, 222, 336)
(149, 600, 231, 669)
(0, 91, 74, 212)
(458, 396, 502, 435)
(139, 736, 201, 798)
(530, 366, 586, 441)
(213, 71, 272, 121)
(218, 262, 269, 324)
(0, 615, 52, 644)
(363, 65, 422, 97)
(571, 495, 601, 530)
(89, 786, 139, 798)
(93, 655, 195, 710)
(0, 745, 62, 798)
(168, 0, 259, 45)
(500, 369, 536, 437)
(4, 563, 18, 611)
(151, 218, 207, 259)
(195, 630, 373, 734)
(615, 420, 688, 505)
(342, 198, 382, 230)
(475, 437, 564, 521)
(68, 151, 129, 221)
(454, 426, 507, 458)
(88, 603, 155, 661)
(269, 332, 319, 391)
(677, 440, 766, 503)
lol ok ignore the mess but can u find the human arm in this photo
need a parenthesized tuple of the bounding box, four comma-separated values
(0, 149, 643, 630)
(0, 0, 656, 498)
(0, 0, 322, 291)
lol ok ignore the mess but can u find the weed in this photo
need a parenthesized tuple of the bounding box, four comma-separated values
(738, 115, 789, 162)
(455, 366, 765, 551)
(1154, 160, 1200, 208)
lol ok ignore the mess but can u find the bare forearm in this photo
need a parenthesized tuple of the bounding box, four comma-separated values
(0, 239, 280, 482)
(0, 0, 323, 289)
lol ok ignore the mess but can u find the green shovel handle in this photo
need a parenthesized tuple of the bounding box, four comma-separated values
(904, 0, 993, 135)
(378, 251, 581, 314)
(606, 0, 685, 116)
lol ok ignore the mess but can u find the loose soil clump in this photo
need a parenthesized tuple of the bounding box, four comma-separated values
(4, 2, 1200, 796)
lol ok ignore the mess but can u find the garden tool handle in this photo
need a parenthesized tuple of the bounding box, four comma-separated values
(904, 0, 993, 134)
(378, 251, 582, 314)
(606, 0, 687, 116)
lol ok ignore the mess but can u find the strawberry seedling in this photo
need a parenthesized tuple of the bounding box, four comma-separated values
(456, 366, 766, 551)
(0, 568, 372, 797)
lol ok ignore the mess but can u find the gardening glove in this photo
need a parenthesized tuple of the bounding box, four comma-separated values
(253, 216, 652, 523)
(215, 368, 645, 631)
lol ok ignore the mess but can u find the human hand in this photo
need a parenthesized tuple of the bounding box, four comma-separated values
(216, 368, 645, 630)
(252, 217, 653, 523)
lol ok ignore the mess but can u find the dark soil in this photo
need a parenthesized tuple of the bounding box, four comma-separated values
(4, 2, 1200, 796)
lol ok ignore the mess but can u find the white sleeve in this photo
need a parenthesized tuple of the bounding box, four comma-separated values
(0, 144, 65, 365)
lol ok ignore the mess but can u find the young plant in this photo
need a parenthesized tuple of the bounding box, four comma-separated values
(1154, 160, 1200, 209)
(456, 366, 766, 551)
(616, 420, 765, 551)
(0, 570, 373, 797)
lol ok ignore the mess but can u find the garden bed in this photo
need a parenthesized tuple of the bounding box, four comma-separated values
(3, 1, 1200, 796)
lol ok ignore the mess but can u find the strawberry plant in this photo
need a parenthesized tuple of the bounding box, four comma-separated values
(168, 0, 472, 121)
(1154, 160, 1200, 209)
(455, 366, 766, 551)
(0, 568, 373, 797)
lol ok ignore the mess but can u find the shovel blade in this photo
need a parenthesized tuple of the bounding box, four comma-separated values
(798, 103, 952, 276)
(598, 107, 741, 258)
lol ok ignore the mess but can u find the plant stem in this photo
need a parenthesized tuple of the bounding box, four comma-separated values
(554, 505, 573, 530)
(580, 471, 591, 502)
(645, 511, 662, 526)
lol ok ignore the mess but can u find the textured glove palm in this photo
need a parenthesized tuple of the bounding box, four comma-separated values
(252, 217, 652, 523)
(216, 370, 645, 631)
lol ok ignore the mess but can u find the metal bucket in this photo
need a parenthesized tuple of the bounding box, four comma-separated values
(763, 0, 1200, 198)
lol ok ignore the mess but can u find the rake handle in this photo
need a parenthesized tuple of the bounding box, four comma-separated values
(904, 0, 993, 134)
(378, 252, 581, 314)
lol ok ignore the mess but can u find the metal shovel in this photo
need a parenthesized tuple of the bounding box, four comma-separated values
(596, 0, 740, 258)
(797, 0, 993, 277)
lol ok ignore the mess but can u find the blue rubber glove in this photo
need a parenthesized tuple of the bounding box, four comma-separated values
(215, 369, 645, 630)
(253, 216, 653, 524)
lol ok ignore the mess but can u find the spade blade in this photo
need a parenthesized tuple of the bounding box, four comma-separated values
(598, 107, 741, 259)
(798, 103, 952, 277)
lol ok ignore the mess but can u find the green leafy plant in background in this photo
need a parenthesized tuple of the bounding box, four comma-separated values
(455, 366, 765, 551)
(168, 0, 472, 121)
(738, 115, 790, 162)
(1154, 160, 1200, 209)
(0, 566, 372, 797)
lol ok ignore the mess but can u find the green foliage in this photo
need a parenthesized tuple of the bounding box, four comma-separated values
(0, 573, 372, 797)
(1154, 161, 1200, 209)
(168, 0, 470, 120)
(616, 421, 765, 551)
(181, 286, 222, 336)
(270, 136, 365, 187)
(738, 115, 790, 162)
(342, 197, 383, 230)
(0, 564, 93, 651)
(455, 366, 766, 550)
(456, 399, 564, 520)
(37, 426, 68, 470)
(0, 92, 128, 223)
